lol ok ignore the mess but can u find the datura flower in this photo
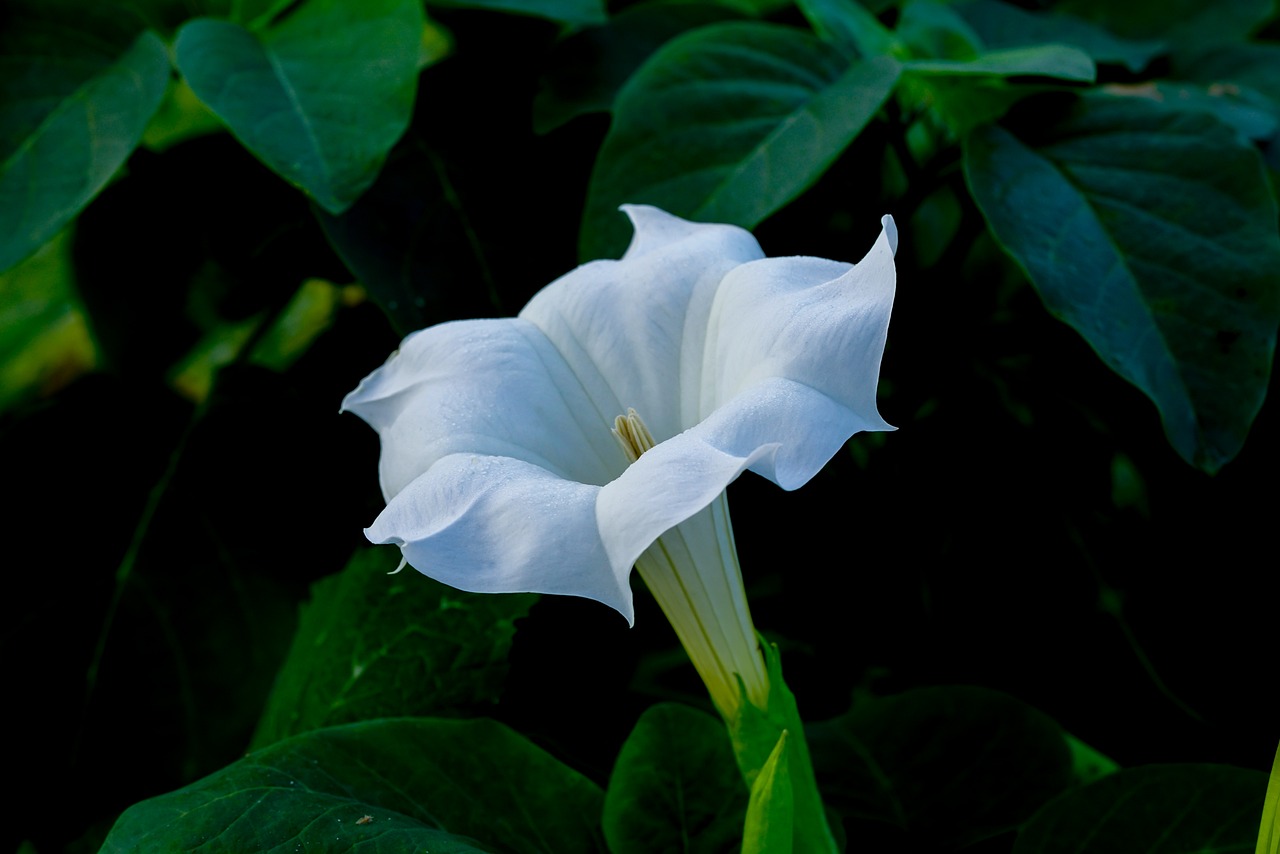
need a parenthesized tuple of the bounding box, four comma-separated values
(343, 206, 897, 721)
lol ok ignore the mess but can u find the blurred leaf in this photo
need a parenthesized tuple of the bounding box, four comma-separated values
(1172, 42, 1280, 117)
(429, 0, 605, 26)
(174, 0, 423, 214)
(742, 732, 793, 854)
(1135, 80, 1278, 140)
(905, 45, 1095, 81)
(1053, 0, 1272, 50)
(898, 74, 1047, 137)
(580, 23, 900, 259)
(807, 686, 1074, 849)
(102, 718, 605, 854)
(253, 547, 537, 748)
(796, 0, 901, 59)
(167, 277, 347, 402)
(1014, 764, 1267, 853)
(534, 3, 743, 134)
(954, 0, 1164, 73)
(70, 134, 348, 380)
(896, 0, 984, 60)
(315, 134, 507, 335)
(907, 185, 961, 269)
(250, 277, 349, 370)
(230, 0, 294, 27)
(167, 313, 259, 402)
(0, 3, 169, 273)
(964, 94, 1280, 472)
(1062, 733, 1121, 786)
(603, 703, 747, 854)
(0, 230, 97, 410)
(118, 0, 231, 31)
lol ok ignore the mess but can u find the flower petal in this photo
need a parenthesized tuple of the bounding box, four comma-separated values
(341, 318, 624, 500)
(366, 453, 635, 622)
(701, 216, 897, 429)
(597, 218, 897, 570)
(519, 205, 765, 442)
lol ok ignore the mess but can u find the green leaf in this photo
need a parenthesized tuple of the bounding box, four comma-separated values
(174, 0, 423, 214)
(742, 732, 793, 854)
(1172, 42, 1280, 116)
(429, 0, 605, 26)
(253, 547, 537, 747)
(964, 94, 1280, 472)
(1053, 0, 1272, 50)
(580, 22, 900, 259)
(807, 686, 1074, 848)
(905, 45, 1095, 81)
(603, 704, 747, 854)
(230, 0, 296, 27)
(896, 43, 1095, 137)
(102, 718, 606, 853)
(795, 0, 902, 59)
(954, 0, 1164, 73)
(1014, 764, 1268, 853)
(0, 230, 97, 412)
(896, 0, 984, 61)
(0, 5, 169, 273)
(1143, 80, 1278, 141)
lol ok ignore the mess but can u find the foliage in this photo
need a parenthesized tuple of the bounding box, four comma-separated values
(2, 0, 1277, 850)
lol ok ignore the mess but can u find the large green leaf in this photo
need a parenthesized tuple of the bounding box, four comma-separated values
(102, 718, 606, 853)
(0, 4, 169, 273)
(603, 703, 747, 854)
(964, 94, 1280, 472)
(807, 686, 1074, 849)
(1014, 764, 1267, 853)
(253, 547, 537, 747)
(580, 22, 900, 259)
(174, 0, 422, 214)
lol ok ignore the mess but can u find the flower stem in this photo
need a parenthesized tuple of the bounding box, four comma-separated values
(635, 494, 838, 852)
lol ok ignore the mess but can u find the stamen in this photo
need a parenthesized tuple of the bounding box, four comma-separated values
(612, 407, 656, 463)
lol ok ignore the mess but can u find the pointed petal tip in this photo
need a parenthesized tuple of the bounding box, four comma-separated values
(618, 204, 695, 259)
(880, 214, 898, 256)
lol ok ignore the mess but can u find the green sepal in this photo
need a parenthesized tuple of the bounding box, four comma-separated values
(743, 731, 793, 854)
(728, 639, 838, 853)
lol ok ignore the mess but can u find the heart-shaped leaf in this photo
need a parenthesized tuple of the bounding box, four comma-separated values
(174, 0, 422, 214)
(580, 22, 900, 259)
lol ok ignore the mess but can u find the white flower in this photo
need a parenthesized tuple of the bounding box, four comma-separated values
(343, 206, 897, 718)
